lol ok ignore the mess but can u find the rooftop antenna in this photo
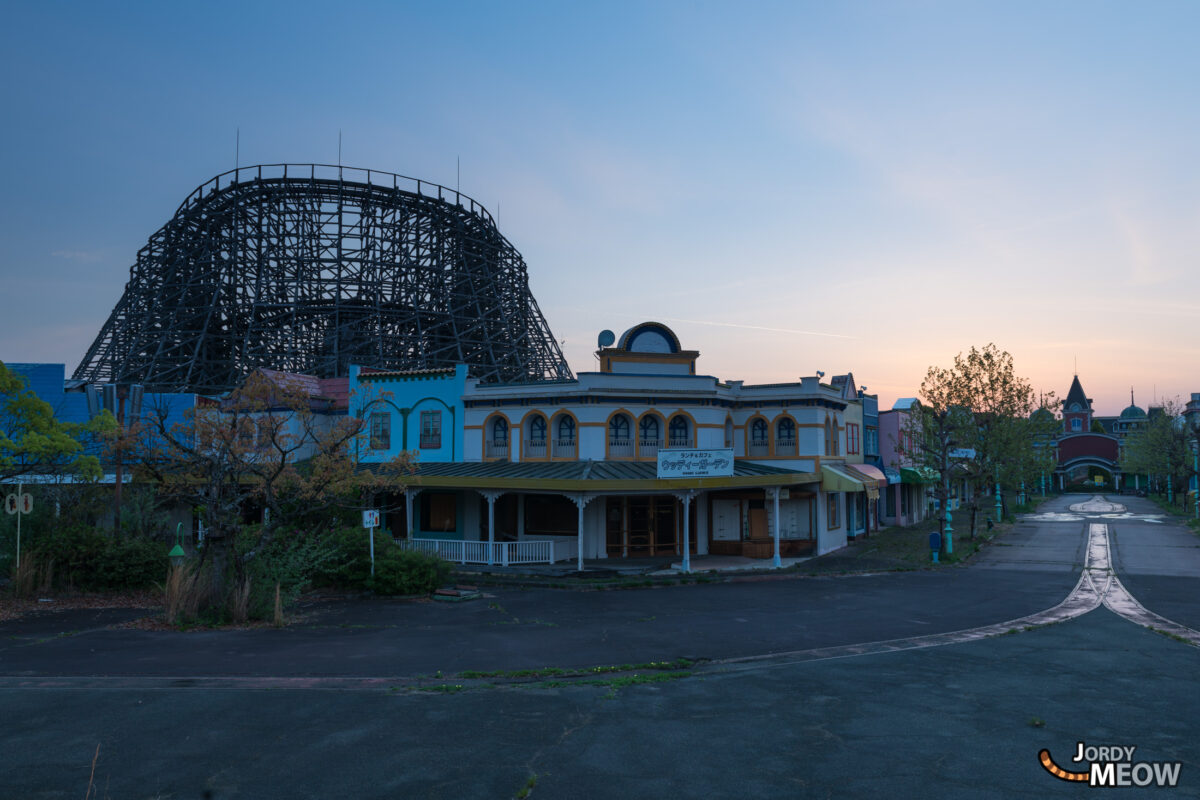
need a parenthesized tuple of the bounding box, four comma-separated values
(338, 130, 342, 167)
(457, 156, 460, 193)
(235, 127, 240, 170)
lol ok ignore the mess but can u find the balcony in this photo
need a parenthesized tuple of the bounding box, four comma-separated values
(484, 441, 509, 460)
(523, 439, 548, 459)
(639, 438, 661, 458)
(748, 442, 769, 458)
(668, 437, 692, 449)
(552, 437, 576, 458)
(609, 438, 634, 458)
(775, 440, 797, 457)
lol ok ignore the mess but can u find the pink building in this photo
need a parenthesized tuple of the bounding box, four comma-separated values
(877, 399, 933, 527)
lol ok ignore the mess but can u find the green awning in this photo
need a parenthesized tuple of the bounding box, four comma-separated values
(900, 466, 940, 484)
(821, 464, 866, 493)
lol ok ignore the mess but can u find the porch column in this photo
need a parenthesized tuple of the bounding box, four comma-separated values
(770, 487, 782, 568)
(480, 490, 503, 566)
(674, 490, 696, 573)
(404, 487, 423, 539)
(571, 493, 595, 572)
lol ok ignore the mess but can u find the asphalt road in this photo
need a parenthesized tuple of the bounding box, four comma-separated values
(1, 493, 1197, 799)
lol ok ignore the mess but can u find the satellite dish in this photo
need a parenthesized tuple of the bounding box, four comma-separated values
(597, 329, 616, 348)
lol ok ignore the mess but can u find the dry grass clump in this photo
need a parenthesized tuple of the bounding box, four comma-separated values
(160, 563, 203, 625)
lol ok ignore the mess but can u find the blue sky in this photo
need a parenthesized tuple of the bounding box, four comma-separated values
(2, 1, 1198, 413)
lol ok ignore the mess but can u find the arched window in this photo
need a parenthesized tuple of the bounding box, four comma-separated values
(609, 414, 631, 444)
(557, 416, 576, 442)
(492, 417, 509, 446)
(529, 415, 547, 442)
(824, 417, 833, 455)
(669, 415, 690, 446)
(777, 418, 795, 445)
(751, 418, 768, 445)
(639, 416, 660, 444)
(724, 418, 734, 448)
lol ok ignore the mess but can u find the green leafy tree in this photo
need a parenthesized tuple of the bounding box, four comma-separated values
(916, 345, 1053, 539)
(0, 361, 113, 482)
(1119, 400, 1192, 504)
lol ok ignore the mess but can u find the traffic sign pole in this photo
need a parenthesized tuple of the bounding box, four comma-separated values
(363, 509, 380, 577)
(16, 482, 22, 570)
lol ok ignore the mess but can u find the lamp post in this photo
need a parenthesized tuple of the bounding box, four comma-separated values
(1167, 455, 1173, 505)
(994, 466, 1002, 523)
(168, 522, 187, 568)
(1193, 439, 1199, 521)
(1191, 414, 1200, 520)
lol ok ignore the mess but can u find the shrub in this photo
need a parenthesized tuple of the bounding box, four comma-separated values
(369, 549, 450, 596)
(238, 527, 340, 620)
(22, 526, 168, 591)
(309, 526, 377, 589)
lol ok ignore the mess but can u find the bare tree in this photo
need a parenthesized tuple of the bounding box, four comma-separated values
(129, 371, 412, 611)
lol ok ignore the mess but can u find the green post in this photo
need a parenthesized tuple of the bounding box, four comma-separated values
(168, 522, 187, 567)
(1193, 442, 1199, 520)
(944, 508, 953, 555)
(994, 468, 1002, 523)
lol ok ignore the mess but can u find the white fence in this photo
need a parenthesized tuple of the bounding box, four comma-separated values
(399, 537, 575, 565)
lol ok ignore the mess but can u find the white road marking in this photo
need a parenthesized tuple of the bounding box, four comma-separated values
(713, 519, 1200, 670)
(1070, 495, 1127, 513)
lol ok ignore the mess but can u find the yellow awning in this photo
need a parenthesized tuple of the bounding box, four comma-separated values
(821, 464, 866, 493)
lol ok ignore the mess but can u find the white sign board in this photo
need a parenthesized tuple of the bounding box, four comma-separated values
(657, 448, 735, 479)
(5, 493, 31, 515)
(362, 509, 380, 528)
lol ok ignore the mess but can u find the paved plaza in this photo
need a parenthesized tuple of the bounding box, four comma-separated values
(1, 495, 1198, 798)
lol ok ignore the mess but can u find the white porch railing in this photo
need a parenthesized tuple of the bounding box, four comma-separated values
(609, 438, 634, 458)
(551, 437, 576, 458)
(668, 437, 692, 448)
(485, 442, 509, 459)
(524, 439, 547, 458)
(775, 440, 798, 456)
(399, 537, 571, 565)
(748, 442, 769, 457)
(639, 439, 660, 457)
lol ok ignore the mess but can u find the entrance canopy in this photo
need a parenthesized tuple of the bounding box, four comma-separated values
(900, 466, 940, 484)
(820, 464, 866, 493)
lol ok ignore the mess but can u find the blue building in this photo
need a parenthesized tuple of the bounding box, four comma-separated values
(4, 363, 197, 468)
(349, 364, 468, 538)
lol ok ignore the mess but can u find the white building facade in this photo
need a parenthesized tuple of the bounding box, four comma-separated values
(402, 322, 883, 567)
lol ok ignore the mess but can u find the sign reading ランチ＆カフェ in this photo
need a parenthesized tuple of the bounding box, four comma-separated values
(657, 449, 734, 479)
